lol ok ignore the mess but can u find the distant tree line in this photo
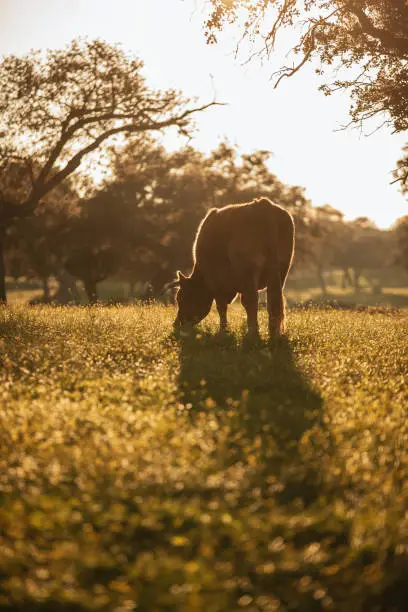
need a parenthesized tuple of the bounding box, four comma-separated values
(1, 139, 310, 303)
(0, 36, 407, 304)
(2, 136, 407, 304)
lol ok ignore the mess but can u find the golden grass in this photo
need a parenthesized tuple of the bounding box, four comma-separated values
(0, 304, 407, 611)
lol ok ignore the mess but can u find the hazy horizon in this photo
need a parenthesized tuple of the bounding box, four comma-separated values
(0, 0, 407, 228)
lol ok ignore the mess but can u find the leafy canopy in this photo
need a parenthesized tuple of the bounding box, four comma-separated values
(205, 1, 408, 132)
(394, 145, 408, 193)
(0, 38, 218, 219)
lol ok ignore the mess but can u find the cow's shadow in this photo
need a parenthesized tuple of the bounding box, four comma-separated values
(177, 329, 327, 507)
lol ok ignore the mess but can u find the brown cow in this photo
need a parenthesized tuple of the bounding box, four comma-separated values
(172, 197, 295, 336)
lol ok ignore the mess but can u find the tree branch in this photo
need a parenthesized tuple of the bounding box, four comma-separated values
(391, 168, 408, 185)
(346, 1, 408, 55)
(273, 23, 318, 87)
(34, 101, 224, 202)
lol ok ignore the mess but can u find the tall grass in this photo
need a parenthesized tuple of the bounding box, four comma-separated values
(0, 304, 407, 611)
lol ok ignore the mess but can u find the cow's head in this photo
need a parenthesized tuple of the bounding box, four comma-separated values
(170, 271, 213, 327)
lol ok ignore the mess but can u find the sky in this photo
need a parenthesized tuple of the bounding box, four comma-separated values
(0, 0, 407, 228)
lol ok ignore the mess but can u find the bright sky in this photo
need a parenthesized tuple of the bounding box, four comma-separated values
(0, 0, 407, 227)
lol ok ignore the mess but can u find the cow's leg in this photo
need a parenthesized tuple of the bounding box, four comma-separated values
(215, 297, 228, 332)
(241, 288, 259, 336)
(267, 266, 284, 337)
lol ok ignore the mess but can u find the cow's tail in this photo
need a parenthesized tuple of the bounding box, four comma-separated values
(266, 208, 295, 334)
(278, 209, 295, 288)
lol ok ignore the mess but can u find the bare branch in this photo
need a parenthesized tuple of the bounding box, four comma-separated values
(390, 174, 407, 185)
(391, 167, 408, 186)
(274, 41, 315, 87)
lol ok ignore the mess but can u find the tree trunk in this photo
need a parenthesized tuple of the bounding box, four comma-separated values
(0, 229, 7, 304)
(84, 279, 98, 304)
(42, 277, 50, 301)
(341, 268, 353, 289)
(353, 269, 361, 293)
(371, 279, 382, 296)
(55, 270, 80, 304)
(317, 265, 327, 294)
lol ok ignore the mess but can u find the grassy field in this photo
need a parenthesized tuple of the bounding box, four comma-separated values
(1, 304, 408, 611)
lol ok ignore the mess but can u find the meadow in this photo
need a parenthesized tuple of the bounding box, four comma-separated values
(1, 303, 408, 611)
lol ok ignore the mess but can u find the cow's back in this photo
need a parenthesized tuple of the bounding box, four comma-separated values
(194, 198, 294, 294)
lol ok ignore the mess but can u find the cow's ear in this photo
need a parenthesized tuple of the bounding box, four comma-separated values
(177, 270, 187, 284)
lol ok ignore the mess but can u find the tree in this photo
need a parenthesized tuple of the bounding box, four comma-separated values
(394, 145, 408, 193)
(0, 38, 219, 302)
(394, 215, 408, 272)
(333, 220, 394, 292)
(65, 246, 119, 304)
(4, 133, 319, 303)
(205, 1, 408, 132)
(305, 204, 348, 293)
(5, 186, 79, 302)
